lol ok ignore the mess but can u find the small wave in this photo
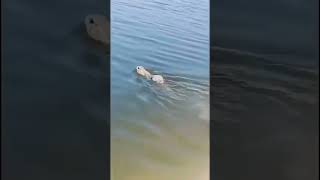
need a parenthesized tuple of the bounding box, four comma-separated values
(133, 72, 210, 122)
(211, 46, 318, 124)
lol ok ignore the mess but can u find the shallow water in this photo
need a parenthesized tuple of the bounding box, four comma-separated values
(2, 0, 318, 179)
(111, 0, 210, 179)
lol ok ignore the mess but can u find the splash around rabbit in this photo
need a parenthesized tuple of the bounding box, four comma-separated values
(136, 66, 164, 84)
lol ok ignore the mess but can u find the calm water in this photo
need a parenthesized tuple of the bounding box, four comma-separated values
(211, 0, 318, 179)
(111, 0, 209, 179)
(2, 0, 109, 179)
(2, 0, 318, 179)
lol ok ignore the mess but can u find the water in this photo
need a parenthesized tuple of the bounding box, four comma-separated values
(2, 0, 318, 179)
(211, 0, 319, 179)
(111, 0, 210, 179)
(2, 0, 110, 179)
(211, 48, 319, 180)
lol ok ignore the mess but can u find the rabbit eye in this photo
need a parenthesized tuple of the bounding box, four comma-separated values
(89, 18, 94, 24)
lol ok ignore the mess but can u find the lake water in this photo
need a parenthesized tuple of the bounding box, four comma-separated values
(110, 0, 210, 179)
(2, 0, 110, 179)
(211, 0, 318, 179)
(2, 0, 318, 179)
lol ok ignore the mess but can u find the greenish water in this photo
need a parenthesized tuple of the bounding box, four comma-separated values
(111, 0, 209, 179)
